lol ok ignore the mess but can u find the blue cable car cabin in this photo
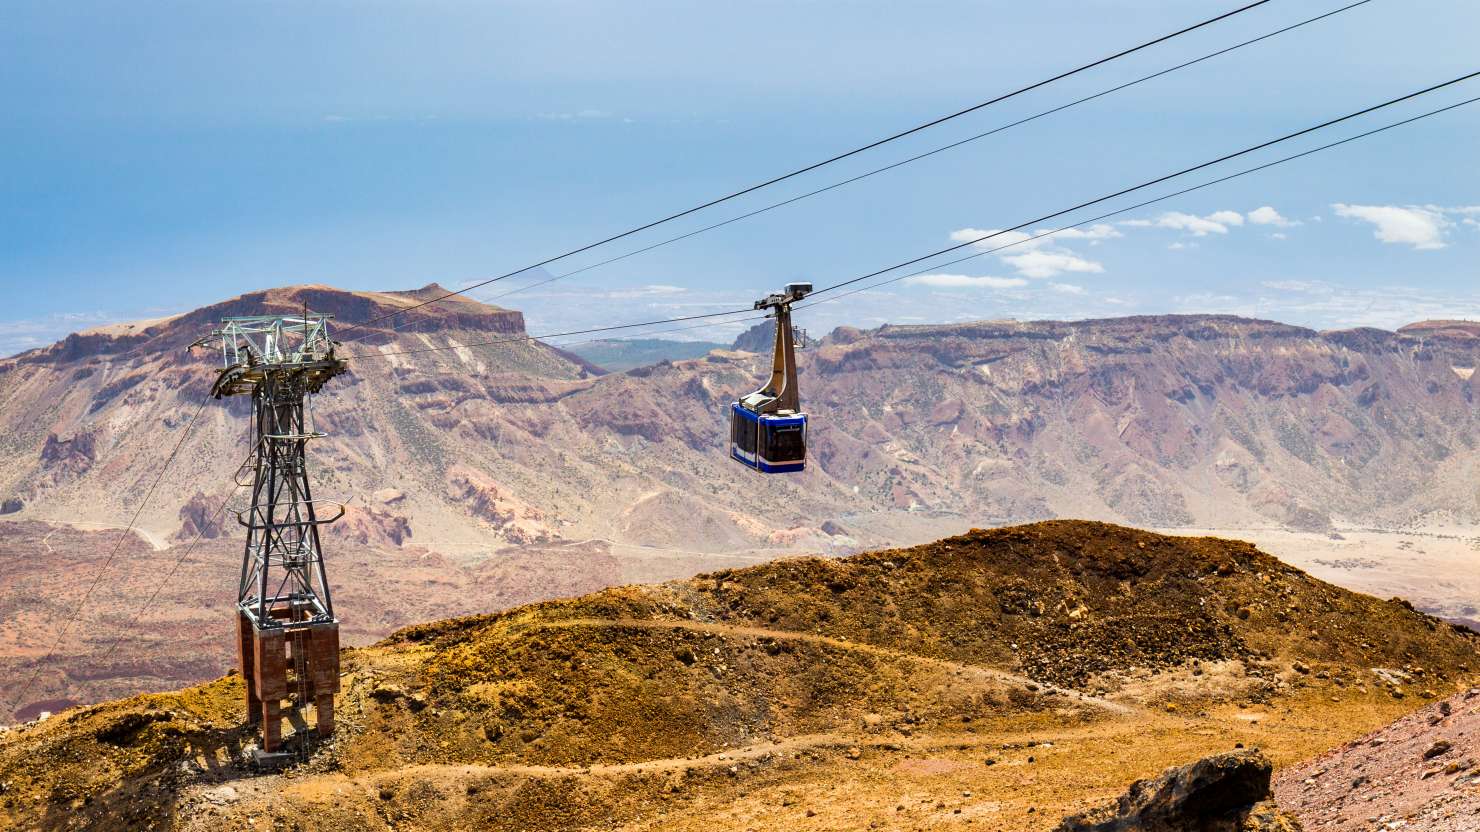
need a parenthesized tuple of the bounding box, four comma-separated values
(730, 282, 811, 474)
(730, 405, 807, 473)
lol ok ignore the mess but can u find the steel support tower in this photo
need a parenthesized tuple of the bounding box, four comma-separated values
(197, 313, 346, 754)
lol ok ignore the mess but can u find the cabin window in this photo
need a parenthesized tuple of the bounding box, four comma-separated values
(764, 422, 805, 462)
(732, 411, 758, 455)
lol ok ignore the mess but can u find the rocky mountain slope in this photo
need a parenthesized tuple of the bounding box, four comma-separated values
(1276, 685, 1480, 830)
(5, 284, 1479, 552)
(3, 284, 1479, 722)
(0, 522, 1475, 831)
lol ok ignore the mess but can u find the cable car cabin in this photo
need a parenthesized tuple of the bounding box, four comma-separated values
(730, 405, 807, 473)
(730, 281, 812, 474)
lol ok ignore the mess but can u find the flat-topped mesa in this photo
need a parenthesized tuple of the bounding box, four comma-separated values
(819, 314, 1480, 356)
(845, 314, 1313, 344)
(8, 284, 528, 367)
(194, 283, 528, 344)
(328, 283, 529, 343)
(1398, 319, 1480, 341)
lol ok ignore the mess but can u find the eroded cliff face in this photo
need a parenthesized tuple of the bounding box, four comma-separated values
(3, 295, 1479, 558)
(799, 315, 1480, 531)
(0, 283, 603, 551)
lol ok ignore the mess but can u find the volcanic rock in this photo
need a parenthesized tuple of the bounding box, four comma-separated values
(1056, 750, 1301, 831)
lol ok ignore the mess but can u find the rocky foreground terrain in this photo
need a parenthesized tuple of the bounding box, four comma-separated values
(3, 283, 1479, 722)
(1, 522, 1476, 831)
(1277, 686, 1480, 830)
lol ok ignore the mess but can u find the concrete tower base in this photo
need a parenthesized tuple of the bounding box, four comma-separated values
(237, 611, 340, 753)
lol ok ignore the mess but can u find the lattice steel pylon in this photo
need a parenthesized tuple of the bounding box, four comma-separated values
(195, 312, 346, 755)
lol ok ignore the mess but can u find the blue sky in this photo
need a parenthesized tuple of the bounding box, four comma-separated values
(2, 0, 1478, 355)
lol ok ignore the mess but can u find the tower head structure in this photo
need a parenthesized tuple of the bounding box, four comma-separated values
(197, 311, 346, 757)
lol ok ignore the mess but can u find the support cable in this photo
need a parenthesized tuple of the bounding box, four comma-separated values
(3, 392, 211, 715)
(331, 0, 1278, 342)
(806, 70, 1480, 300)
(797, 94, 1480, 312)
(342, 72, 1479, 366)
(359, 0, 1374, 332)
(346, 308, 767, 360)
(90, 441, 263, 672)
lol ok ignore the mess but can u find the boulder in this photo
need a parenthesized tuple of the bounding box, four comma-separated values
(1056, 750, 1302, 831)
(820, 519, 850, 537)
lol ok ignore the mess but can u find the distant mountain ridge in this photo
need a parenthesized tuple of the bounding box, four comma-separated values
(563, 338, 726, 373)
(3, 287, 1479, 552)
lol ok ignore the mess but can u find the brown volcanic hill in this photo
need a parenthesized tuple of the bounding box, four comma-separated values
(0, 522, 1476, 832)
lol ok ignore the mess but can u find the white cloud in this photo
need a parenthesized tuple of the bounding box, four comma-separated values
(1000, 250, 1104, 278)
(606, 284, 688, 298)
(1250, 285, 1480, 330)
(1135, 211, 1240, 236)
(1270, 232, 1288, 240)
(1248, 206, 1296, 227)
(903, 274, 1027, 289)
(1044, 224, 1122, 243)
(947, 226, 1105, 278)
(1332, 203, 1449, 250)
(1049, 283, 1086, 295)
(0, 310, 123, 357)
(1261, 280, 1333, 294)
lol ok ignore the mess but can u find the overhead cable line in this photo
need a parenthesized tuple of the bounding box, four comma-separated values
(345, 307, 766, 360)
(91, 442, 264, 671)
(331, 0, 1278, 342)
(3, 393, 211, 715)
(384, 0, 1375, 327)
(806, 70, 1480, 299)
(796, 93, 1480, 312)
(341, 72, 1479, 367)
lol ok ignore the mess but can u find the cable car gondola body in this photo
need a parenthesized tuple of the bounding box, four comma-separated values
(730, 282, 811, 473)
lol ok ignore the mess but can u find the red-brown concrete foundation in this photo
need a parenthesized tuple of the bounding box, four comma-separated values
(237, 611, 340, 752)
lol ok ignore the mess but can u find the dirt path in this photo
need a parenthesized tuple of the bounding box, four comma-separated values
(530, 616, 1136, 715)
(174, 618, 1140, 824)
(179, 719, 1155, 823)
(349, 721, 1128, 782)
